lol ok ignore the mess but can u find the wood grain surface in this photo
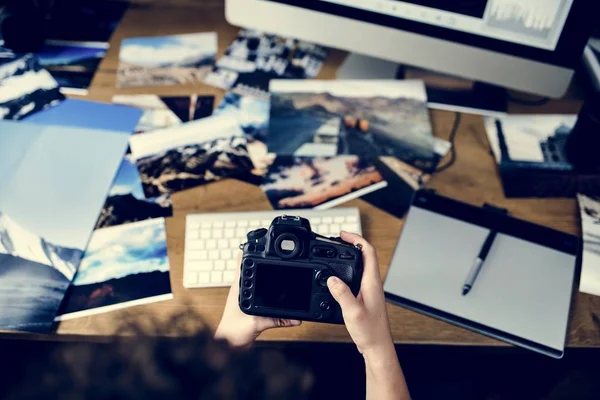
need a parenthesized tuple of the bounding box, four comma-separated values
(52, 2, 600, 347)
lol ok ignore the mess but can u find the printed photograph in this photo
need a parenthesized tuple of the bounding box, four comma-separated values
(129, 115, 258, 197)
(95, 157, 173, 229)
(214, 90, 270, 141)
(577, 194, 600, 297)
(484, 114, 578, 165)
(36, 41, 109, 94)
(113, 94, 214, 133)
(0, 50, 64, 120)
(268, 80, 440, 171)
(204, 29, 328, 92)
(261, 155, 387, 210)
(0, 120, 129, 332)
(56, 218, 172, 320)
(118, 32, 217, 88)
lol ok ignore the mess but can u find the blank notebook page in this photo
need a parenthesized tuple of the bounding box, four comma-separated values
(384, 207, 575, 352)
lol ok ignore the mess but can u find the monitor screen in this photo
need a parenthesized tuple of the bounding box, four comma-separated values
(253, 263, 314, 311)
(265, 0, 589, 68)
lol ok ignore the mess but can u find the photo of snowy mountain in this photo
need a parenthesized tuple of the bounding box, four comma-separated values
(0, 50, 64, 120)
(117, 32, 217, 88)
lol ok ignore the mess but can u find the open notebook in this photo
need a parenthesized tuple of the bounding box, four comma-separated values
(384, 191, 579, 358)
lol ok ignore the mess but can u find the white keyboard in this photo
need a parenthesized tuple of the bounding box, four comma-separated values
(184, 208, 362, 288)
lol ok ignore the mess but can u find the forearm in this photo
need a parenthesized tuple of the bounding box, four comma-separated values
(363, 344, 410, 400)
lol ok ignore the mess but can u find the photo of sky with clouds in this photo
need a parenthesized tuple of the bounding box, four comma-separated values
(73, 218, 169, 286)
(109, 157, 146, 199)
(119, 32, 217, 67)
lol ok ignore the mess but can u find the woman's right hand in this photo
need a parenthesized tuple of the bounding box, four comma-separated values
(326, 231, 394, 357)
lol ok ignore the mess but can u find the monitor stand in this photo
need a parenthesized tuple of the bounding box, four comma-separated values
(336, 53, 509, 117)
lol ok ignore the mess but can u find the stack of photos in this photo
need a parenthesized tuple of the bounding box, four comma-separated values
(483, 114, 596, 197)
(56, 218, 172, 321)
(0, 120, 130, 332)
(129, 115, 260, 197)
(117, 32, 218, 88)
(261, 156, 387, 210)
(112, 94, 214, 134)
(204, 29, 328, 93)
(577, 194, 600, 298)
(36, 41, 109, 95)
(0, 50, 64, 120)
(268, 80, 441, 171)
(95, 157, 173, 229)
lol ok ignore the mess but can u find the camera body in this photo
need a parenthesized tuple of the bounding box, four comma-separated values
(239, 215, 363, 324)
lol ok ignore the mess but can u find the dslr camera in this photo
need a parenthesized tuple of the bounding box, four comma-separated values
(238, 215, 363, 324)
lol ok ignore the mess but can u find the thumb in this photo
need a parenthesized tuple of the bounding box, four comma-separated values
(327, 276, 361, 314)
(254, 317, 302, 332)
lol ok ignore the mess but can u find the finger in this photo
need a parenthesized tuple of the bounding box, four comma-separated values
(254, 317, 301, 332)
(327, 276, 361, 316)
(228, 252, 243, 299)
(340, 231, 381, 281)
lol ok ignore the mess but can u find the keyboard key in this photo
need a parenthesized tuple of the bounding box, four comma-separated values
(238, 220, 248, 227)
(207, 239, 217, 249)
(342, 224, 357, 233)
(215, 260, 225, 270)
(323, 217, 333, 223)
(213, 229, 223, 239)
(225, 221, 236, 228)
(211, 271, 223, 283)
(198, 272, 210, 284)
(186, 240, 205, 250)
(187, 221, 200, 230)
(188, 261, 213, 271)
(221, 249, 232, 259)
(200, 230, 211, 239)
(236, 228, 247, 237)
(184, 272, 197, 286)
(261, 219, 271, 226)
(209, 250, 220, 260)
(331, 224, 341, 233)
(346, 215, 358, 222)
(334, 216, 345, 223)
(214, 221, 224, 228)
(186, 231, 199, 240)
(227, 260, 238, 270)
(186, 250, 207, 260)
(223, 271, 236, 283)
(312, 218, 321, 224)
(218, 239, 229, 249)
(224, 228, 234, 238)
(200, 222, 212, 229)
(317, 224, 328, 234)
(230, 239, 241, 248)
(250, 220, 260, 227)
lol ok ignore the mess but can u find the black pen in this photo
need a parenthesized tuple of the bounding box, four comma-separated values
(462, 229, 497, 296)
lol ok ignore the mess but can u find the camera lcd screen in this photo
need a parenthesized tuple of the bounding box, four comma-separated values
(254, 263, 313, 311)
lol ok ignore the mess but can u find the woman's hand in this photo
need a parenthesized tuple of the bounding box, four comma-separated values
(215, 254, 301, 348)
(326, 231, 394, 357)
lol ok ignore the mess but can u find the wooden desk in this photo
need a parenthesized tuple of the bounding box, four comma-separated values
(56, 2, 600, 347)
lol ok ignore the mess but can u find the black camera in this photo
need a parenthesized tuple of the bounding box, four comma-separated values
(238, 215, 363, 324)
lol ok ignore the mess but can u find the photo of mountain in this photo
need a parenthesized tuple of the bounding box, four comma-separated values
(214, 90, 270, 141)
(56, 218, 172, 320)
(578, 194, 600, 298)
(117, 32, 217, 88)
(112, 94, 214, 134)
(261, 155, 387, 210)
(129, 115, 259, 197)
(0, 120, 130, 332)
(95, 157, 173, 229)
(0, 211, 82, 332)
(36, 41, 109, 94)
(204, 29, 328, 92)
(268, 80, 440, 171)
(0, 50, 64, 120)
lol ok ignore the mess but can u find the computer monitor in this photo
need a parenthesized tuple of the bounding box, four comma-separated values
(226, 0, 594, 98)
